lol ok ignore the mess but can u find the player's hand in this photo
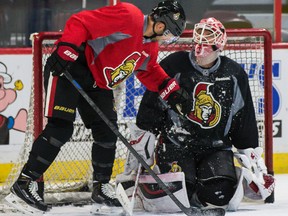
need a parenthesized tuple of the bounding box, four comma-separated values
(50, 42, 79, 76)
(159, 78, 193, 115)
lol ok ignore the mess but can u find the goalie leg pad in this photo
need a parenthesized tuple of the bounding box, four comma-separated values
(197, 176, 237, 207)
(123, 123, 156, 175)
(227, 166, 244, 211)
(156, 137, 197, 185)
(197, 150, 237, 207)
(137, 172, 190, 213)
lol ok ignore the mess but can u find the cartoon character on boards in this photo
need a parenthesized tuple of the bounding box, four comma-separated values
(0, 62, 28, 144)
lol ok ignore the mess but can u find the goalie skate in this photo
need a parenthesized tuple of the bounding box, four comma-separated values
(4, 192, 44, 216)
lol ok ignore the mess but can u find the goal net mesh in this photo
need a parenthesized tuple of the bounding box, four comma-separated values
(0, 29, 272, 204)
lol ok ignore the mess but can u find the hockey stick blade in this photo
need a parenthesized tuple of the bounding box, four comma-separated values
(5, 193, 44, 216)
(116, 183, 133, 216)
(63, 71, 223, 216)
(191, 207, 225, 216)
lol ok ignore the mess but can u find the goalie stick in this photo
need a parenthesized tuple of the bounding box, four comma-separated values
(63, 71, 225, 216)
(116, 164, 142, 216)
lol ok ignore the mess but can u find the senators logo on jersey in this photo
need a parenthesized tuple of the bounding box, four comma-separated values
(187, 82, 221, 129)
(103, 52, 141, 89)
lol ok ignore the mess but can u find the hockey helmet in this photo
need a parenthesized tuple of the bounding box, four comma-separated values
(151, 0, 186, 38)
(193, 17, 227, 51)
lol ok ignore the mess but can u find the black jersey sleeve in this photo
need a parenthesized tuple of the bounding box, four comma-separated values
(136, 51, 191, 134)
(136, 89, 165, 135)
(229, 66, 259, 149)
(159, 51, 191, 77)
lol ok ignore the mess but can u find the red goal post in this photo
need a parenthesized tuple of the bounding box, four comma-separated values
(32, 29, 273, 173)
(1, 28, 273, 204)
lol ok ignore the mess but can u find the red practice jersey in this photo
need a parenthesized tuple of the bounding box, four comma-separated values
(57, 2, 169, 91)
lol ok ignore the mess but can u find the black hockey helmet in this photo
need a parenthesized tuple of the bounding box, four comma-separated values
(151, 0, 186, 37)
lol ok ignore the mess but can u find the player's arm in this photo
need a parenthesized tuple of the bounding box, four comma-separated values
(47, 42, 82, 77)
(229, 67, 275, 200)
(229, 68, 258, 149)
(59, 8, 125, 46)
(136, 89, 165, 134)
(136, 45, 192, 116)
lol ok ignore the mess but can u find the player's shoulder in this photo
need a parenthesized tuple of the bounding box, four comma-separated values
(161, 51, 190, 65)
(220, 55, 246, 74)
(160, 51, 191, 77)
(117, 2, 144, 28)
(119, 2, 143, 17)
(220, 55, 239, 66)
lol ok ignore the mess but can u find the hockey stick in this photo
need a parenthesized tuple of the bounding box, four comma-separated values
(130, 164, 142, 215)
(116, 164, 141, 216)
(63, 71, 225, 216)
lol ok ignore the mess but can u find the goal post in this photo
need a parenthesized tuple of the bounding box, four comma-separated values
(0, 29, 273, 204)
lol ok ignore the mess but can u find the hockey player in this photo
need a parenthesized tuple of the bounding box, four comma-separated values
(120, 17, 275, 213)
(6, 1, 192, 214)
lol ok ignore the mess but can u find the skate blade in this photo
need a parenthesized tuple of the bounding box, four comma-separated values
(4, 193, 44, 216)
(90, 203, 125, 215)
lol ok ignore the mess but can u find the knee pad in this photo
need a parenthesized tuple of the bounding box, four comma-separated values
(90, 120, 117, 144)
(197, 177, 237, 207)
(26, 118, 74, 179)
(43, 118, 74, 144)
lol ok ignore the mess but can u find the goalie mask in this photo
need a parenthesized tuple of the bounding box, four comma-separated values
(150, 0, 186, 43)
(192, 17, 227, 66)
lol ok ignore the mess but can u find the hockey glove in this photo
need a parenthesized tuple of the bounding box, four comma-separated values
(234, 147, 275, 200)
(159, 78, 192, 116)
(50, 42, 80, 76)
(123, 123, 156, 175)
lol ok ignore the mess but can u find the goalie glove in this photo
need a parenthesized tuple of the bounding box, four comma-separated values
(234, 147, 275, 200)
(159, 78, 193, 116)
(49, 42, 80, 76)
(123, 123, 156, 175)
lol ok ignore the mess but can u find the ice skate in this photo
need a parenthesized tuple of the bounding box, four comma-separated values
(5, 173, 48, 215)
(90, 181, 124, 215)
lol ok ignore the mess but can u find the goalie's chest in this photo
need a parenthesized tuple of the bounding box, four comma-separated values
(183, 73, 236, 128)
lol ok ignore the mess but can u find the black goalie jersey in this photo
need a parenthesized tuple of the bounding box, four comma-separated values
(136, 51, 259, 150)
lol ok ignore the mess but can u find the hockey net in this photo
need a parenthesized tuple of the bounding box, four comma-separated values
(0, 29, 273, 204)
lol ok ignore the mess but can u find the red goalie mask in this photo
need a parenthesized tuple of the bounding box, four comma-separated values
(192, 17, 227, 66)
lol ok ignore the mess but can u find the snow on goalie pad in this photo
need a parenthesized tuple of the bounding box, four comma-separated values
(137, 172, 190, 213)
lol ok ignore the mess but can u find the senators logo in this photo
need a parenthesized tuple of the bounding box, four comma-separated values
(104, 52, 141, 89)
(187, 82, 221, 129)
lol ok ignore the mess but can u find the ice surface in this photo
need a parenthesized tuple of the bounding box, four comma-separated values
(1, 174, 287, 216)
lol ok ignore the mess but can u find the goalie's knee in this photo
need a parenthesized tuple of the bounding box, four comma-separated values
(197, 177, 237, 207)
